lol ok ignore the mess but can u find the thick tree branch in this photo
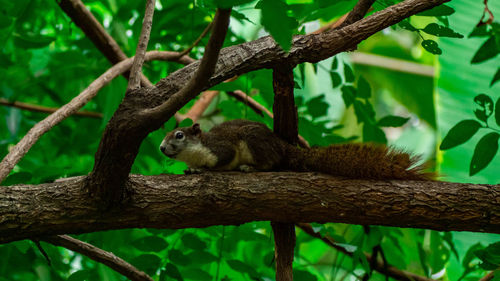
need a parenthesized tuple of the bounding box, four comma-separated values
(86, 0, 449, 194)
(43, 235, 153, 281)
(1, 173, 499, 244)
(0, 51, 192, 184)
(128, 0, 156, 91)
(297, 223, 435, 281)
(0, 98, 103, 118)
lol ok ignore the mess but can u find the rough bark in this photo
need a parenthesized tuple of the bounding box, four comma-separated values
(272, 64, 298, 281)
(84, 0, 450, 206)
(1, 173, 499, 244)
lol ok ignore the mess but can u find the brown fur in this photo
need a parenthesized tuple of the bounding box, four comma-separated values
(161, 120, 434, 180)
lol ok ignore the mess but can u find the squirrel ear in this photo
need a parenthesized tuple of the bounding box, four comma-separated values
(191, 123, 201, 135)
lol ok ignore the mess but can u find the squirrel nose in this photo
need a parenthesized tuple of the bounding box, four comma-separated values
(160, 145, 166, 152)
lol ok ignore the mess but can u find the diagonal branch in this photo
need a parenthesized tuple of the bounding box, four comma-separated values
(142, 8, 231, 119)
(297, 223, 435, 281)
(1, 173, 499, 244)
(0, 98, 103, 118)
(0, 51, 193, 184)
(338, 0, 377, 29)
(43, 235, 153, 281)
(178, 21, 214, 58)
(128, 0, 156, 91)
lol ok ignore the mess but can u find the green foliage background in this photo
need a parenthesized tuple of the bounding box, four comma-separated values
(0, 0, 499, 280)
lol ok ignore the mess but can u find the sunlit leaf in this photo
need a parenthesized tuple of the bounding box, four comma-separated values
(256, 0, 297, 51)
(470, 132, 500, 176)
(496, 97, 500, 126)
(439, 120, 482, 150)
(473, 94, 494, 122)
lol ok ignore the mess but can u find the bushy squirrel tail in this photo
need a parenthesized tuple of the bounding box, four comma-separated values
(285, 143, 434, 180)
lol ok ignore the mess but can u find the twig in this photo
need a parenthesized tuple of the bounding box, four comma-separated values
(180, 90, 219, 122)
(478, 0, 494, 26)
(0, 98, 103, 118)
(297, 223, 436, 281)
(0, 51, 192, 183)
(43, 235, 153, 281)
(143, 9, 232, 119)
(479, 271, 496, 281)
(32, 239, 51, 265)
(128, 0, 156, 91)
(57, 0, 151, 87)
(178, 21, 213, 58)
(338, 0, 376, 29)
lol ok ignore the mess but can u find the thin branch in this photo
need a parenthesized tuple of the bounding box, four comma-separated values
(338, 0, 377, 29)
(2, 173, 499, 244)
(0, 98, 103, 118)
(180, 90, 219, 122)
(479, 271, 496, 281)
(142, 8, 232, 119)
(128, 0, 156, 91)
(57, 0, 152, 87)
(178, 21, 214, 58)
(43, 235, 153, 281)
(0, 51, 193, 183)
(297, 223, 436, 281)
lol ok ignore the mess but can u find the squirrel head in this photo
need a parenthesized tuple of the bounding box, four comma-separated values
(160, 123, 202, 159)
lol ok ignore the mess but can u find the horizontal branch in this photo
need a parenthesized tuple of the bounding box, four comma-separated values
(1, 173, 498, 244)
(0, 98, 103, 118)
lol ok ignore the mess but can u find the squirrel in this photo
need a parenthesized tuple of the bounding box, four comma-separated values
(160, 119, 433, 180)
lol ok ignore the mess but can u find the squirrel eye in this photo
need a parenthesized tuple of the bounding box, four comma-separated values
(175, 131, 184, 139)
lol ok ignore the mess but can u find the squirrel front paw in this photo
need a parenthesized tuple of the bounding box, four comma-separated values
(184, 168, 204, 174)
(238, 165, 256, 172)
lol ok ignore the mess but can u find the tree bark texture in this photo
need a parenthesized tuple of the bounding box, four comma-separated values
(1, 173, 498, 244)
(86, 0, 450, 206)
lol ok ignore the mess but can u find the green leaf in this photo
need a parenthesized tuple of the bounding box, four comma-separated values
(417, 5, 455, 16)
(181, 268, 212, 280)
(163, 263, 183, 281)
(469, 24, 491, 38)
(179, 118, 193, 128)
(473, 94, 494, 122)
(343, 63, 355, 83)
(306, 95, 328, 118)
(421, 40, 442, 55)
(0, 16, 13, 28)
(181, 233, 206, 250)
(131, 236, 168, 252)
(357, 76, 371, 99)
(330, 72, 342, 88)
(496, 97, 500, 127)
(470, 132, 500, 176)
(68, 270, 91, 281)
(363, 123, 387, 144)
(353, 100, 375, 124)
(131, 254, 162, 275)
(168, 249, 191, 266)
(293, 269, 317, 281)
(491, 68, 500, 87)
(331, 56, 338, 70)
(475, 242, 500, 270)
(422, 23, 463, 38)
(377, 115, 410, 127)
(185, 250, 218, 264)
(2, 171, 32, 186)
(256, 0, 297, 51)
(463, 243, 484, 268)
(439, 120, 482, 150)
(471, 36, 500, 64)
(226, 259, 258, 277)
(341, 85, 356, 107)
(213, 0, 255, 8)
(399, 20, 417, 31)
